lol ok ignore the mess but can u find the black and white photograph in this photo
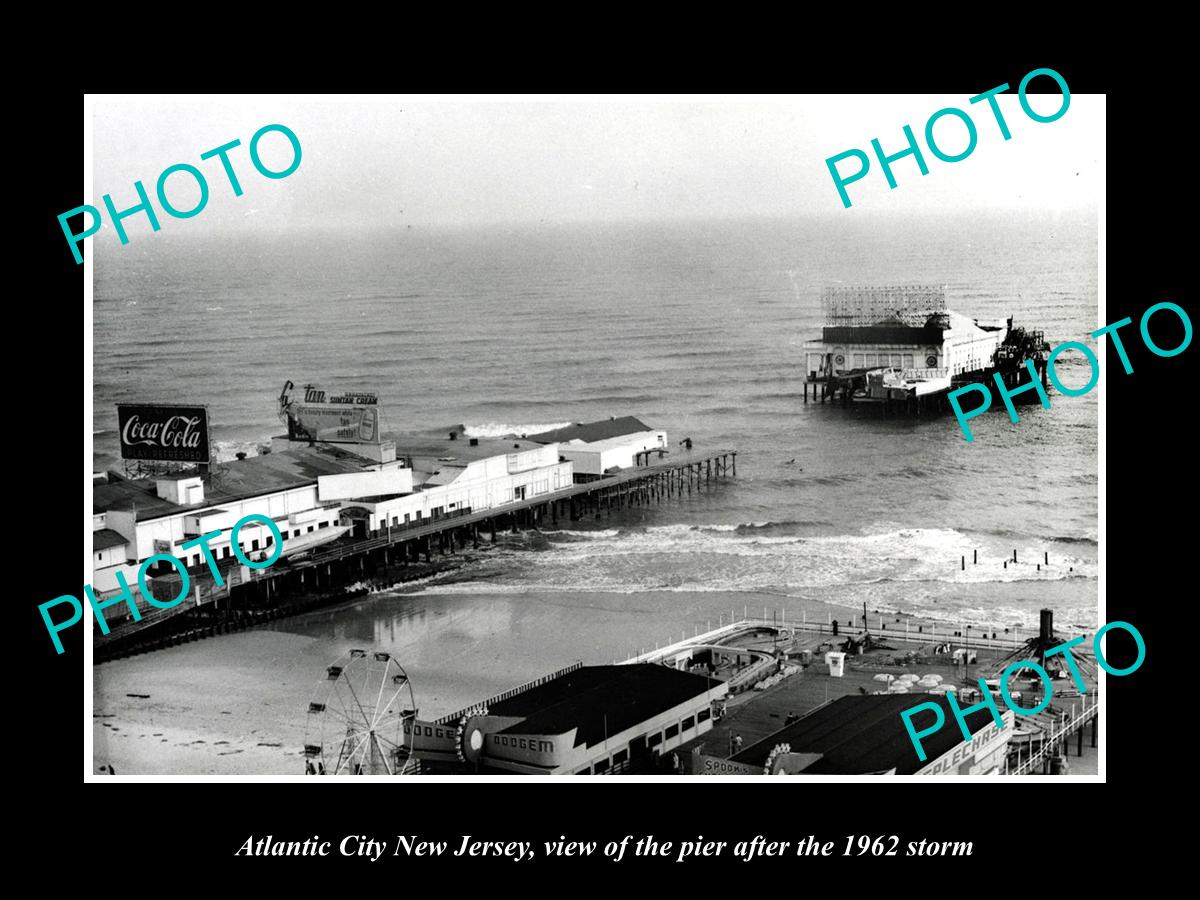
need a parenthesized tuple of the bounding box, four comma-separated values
(77, 91, 1112, 781)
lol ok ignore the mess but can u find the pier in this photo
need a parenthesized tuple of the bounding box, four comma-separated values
(803, 361, 1049, 415)
(1003, 691, 1098, 775)
(94, 447, 737, 660)
(618, 612, 1094, 667)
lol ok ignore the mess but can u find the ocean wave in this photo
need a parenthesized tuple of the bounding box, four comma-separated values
(462, 421, 572, 439)
(702, 520, 832, 535)
(211, 439, 271, 462)
(413, 523, 1098, 600)
(969, 527, 1098, 547)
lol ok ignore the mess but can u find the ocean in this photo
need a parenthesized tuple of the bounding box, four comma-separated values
(92, 210, 1099, 773)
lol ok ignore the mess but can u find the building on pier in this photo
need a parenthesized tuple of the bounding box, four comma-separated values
(91, 443, 392, 596)
(801, 285, 1049, 408)
(407, 663, 728, 775)
(341, 435, 572, 537)
(92, 433, 574, 597)
(686, 693, 1014, 776)
(527, 417, 668, 482)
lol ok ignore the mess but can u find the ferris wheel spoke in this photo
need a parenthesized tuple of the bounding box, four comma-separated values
(372, 729, 405, 751)
(319, 699, 360, 730)
(336, 729, 372, 774)
(370, 666, 390, 730)
(371, 683, 410, 730)
(371, 711, 406, 739)
(374, 735, 396, 775)
(342, 676, 375, 730)
(330, 678, 363, 721)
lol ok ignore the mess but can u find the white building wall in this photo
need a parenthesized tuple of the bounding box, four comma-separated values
(318, 468, 413, 502)
(560, 431, 668, 475)
(365, 461, 574, 532)
(944, 329, 1006, 375)
(483, 685, 727, 775)
(93, 561, 141, 595)
(126, 483, 335, 571)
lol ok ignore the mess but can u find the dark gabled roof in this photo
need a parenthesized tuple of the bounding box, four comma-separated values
(731, 693, 1001, 775)
(525, 417, 651, 445)
(92, 528, 130, 551)
(492, 665, 716, 748)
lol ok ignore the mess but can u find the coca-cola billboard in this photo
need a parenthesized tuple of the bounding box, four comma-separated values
(117, 404, 210, 462)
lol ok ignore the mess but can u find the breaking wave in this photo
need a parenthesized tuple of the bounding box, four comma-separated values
(211, 439, 271, 463)
(406, 522, 1098, 605)
(461, 421, 573, 439)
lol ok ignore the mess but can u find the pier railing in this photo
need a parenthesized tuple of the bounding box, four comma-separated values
(433, 661, 585, 725)
(621, 613, 1062, 665)
(1004, 691, 1098, 775)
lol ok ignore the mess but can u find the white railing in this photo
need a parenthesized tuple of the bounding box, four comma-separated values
(1005, 692, 1098, 775)
(901, 367, 949, 381)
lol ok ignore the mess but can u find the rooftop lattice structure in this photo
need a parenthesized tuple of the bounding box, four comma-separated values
(821, 285, 947, 327)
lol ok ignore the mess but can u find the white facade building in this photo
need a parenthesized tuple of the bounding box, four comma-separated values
(92, 436, 578, 595)
(558, 430, 668, 479)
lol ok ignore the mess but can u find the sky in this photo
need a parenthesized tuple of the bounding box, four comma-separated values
(89, 93, 1104, 239)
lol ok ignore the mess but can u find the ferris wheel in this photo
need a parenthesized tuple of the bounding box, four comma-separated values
(304, 649, 418, 775)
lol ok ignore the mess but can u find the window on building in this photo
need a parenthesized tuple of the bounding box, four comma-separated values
(319, 521, 328, 529)
(265, 536, 273, 547)
(665, 724, 679, 739)
(698, 708, 711, 723)
(307, 526, 314, 533)
(648, 732, 662, 747)
(575, 767, 591, 775)
(392, 516, 399, 526)
(593, 758, 610, 774)
(251, 539, 259, 551)
(192, 554, 200, 566)
(222, 547, 230, 559)
(853, 354, 865, 368)
(612, 749, 628, 765)
(681, 715, 695, 731)
(404, 514, 410, 524)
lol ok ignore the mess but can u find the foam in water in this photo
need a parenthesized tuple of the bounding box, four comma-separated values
(462, 422, 573, 439)
(408, 522, 1097, 605)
